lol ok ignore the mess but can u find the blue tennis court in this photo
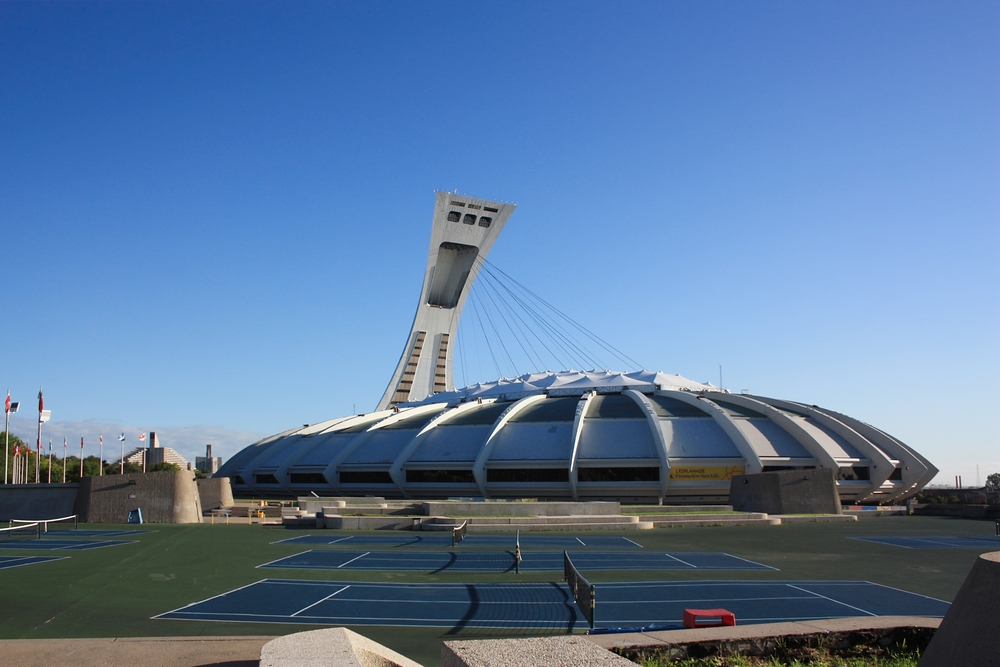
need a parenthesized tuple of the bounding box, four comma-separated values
(0, 538, 136, 551)
(852, 536, 1000, 549)
(41, 529, 151, 538)
(272, 534, 643, 549)
(259, 550, 774, 573)
(0, 555, 69, 570)
(155, 579, 949, 630)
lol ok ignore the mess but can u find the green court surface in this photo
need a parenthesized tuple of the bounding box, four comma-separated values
(0, 515, 993, 667)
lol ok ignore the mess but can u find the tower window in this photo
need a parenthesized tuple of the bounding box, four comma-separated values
(462, 214, 476, 225)
(447, 211, 461, 222)
(450, 201, 466, 207)
(484, 206, 499, 213)
(478, 216, 492, 228)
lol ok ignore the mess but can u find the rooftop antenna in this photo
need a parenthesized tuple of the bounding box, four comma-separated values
(719, 364, 723, 389)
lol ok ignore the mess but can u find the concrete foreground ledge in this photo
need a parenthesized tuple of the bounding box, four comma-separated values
(0, 635, 275, 667)
(587, 616, 940, 662)
(260, 627, 423, 667)
(443, 635, 634, 667)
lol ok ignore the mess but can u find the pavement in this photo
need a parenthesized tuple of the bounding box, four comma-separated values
(0, 636, 276, 667)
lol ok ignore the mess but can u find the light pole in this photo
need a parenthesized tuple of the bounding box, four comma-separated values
(118, 433, 125, 474)
(36, 388, 50, 484)
(47, 438, 52, 484)
(79, 437, 84, 479)
(62, 437, 67, 483)
(4, 392, 19, 485)
(99, 433, 103, 476)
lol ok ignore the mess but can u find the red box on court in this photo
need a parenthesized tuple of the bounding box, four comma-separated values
(682, 608, 736, 628)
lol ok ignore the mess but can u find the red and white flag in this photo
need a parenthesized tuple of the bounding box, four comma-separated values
(4, 392, 9, 414)
(80, 437, 84, 449)
(38, 388, 43, 414)
(100, 434, 103, 445)
(139, 433, 147, 442)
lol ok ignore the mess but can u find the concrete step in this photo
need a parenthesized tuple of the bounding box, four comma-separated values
(635, 512, 768, 522)
(650, 516, 780, 528)
(624, 504, 734, 513)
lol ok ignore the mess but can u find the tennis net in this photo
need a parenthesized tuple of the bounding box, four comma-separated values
(0, 522, 41, 542)
(451, 520, 469, 547)
(564, 551, 595, 629)
(10, 515, 78, 533)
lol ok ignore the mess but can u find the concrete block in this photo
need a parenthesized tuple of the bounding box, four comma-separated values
(260, 627, 423, 667)
(919, 550, 1000, 667)
(197, 477, 234, 510)
(0, 484, 78, 521)
(729, 469, 841, 515)
(443, 636, 634, 667)
(76, 470, 202, 523)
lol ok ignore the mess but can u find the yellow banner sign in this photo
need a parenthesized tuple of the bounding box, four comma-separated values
(669, 465, 744, 481)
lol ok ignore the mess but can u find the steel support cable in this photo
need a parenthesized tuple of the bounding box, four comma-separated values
(475, 267, 548, 372)
(480, 258, 636, 369)
(474, 286, 519, 377)
(469, 291, 502, 379)
(474, 270, 530, 375)
(471, 258, 572, 372)
(471, 287, 518, 377)
(476, 260, 599, 371)
(484, 262, 627, 371)
(481, 259, 643, 370)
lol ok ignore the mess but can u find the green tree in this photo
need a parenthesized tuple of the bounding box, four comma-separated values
(149, 462, 181, 472)
(986, 472, 1000, 491)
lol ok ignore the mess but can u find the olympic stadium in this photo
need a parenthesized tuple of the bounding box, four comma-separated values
(217, 193, 937, 504)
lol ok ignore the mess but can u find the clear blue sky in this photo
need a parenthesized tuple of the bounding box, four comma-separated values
(1, 1, 997, 485)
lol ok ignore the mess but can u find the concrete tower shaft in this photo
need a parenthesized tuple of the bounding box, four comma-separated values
(377, 192, 515, 410)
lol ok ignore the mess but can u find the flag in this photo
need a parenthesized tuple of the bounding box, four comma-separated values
(38, 388, 43, 413)
(100, 434, 103, 445)
(118, 433, 125, 442)
(80, 437, 84, 449)
(139, 433, 147, 442)
(4, 392, 9, 414)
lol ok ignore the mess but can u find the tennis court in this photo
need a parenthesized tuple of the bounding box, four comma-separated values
(155, 578, 949, 630)
(0, 555, 69, 570)
(259, 549, 774, 572)
(0, 538, 136, 551)
(39, 528, 151, 538)
(271, 534, 643, 549)
(851, 536, 1000, 549)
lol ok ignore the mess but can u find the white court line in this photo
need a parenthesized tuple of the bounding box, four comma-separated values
(0, 555, 70, 569)
(151, 579, 267, 618)
(622, 537, 643, 548)
(576, 537, 586, 546)
(290, 585, 351, 617)
(663, 553, 697, 568)
(864, 580, 951, 604)
(785, 584, 876, 617)
(327, 535, 356, 544)
(258, 550, 314, 569)
(721, 552, 779, 571)
(337, 552, 370, 568)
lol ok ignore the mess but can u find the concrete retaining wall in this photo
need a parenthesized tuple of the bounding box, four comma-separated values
(919, 551, 1000, 667)
(76, 471, 203, 523)
(260, 628, 422, 667)
(420, 501, 620, 517)
(321, 515, 416, 530)
(0, 484, 79, 521)
(729, 469, 841, 515)
(197, 477, 234, 510)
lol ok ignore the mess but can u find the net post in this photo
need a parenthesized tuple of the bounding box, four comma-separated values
(589, 587, 596, 630)
(74, 514, 78, 530)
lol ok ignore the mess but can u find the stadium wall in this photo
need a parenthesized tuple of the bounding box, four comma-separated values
(729, 469, 842, 515)
(0, 483, 78, 521)
(76, 471, 203, 523)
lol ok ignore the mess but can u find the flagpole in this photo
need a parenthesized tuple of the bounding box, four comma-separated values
(99, 434, 103, 476)
(62, 437, 67, 483)
(4, 390, 9, 485)
(119, 433, 125, 474)
(35, 387, 42, 484)
(80, 437, 84, 479)
(47, 438, 52, 484)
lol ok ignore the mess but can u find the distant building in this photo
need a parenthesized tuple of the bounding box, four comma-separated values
(115, 432, 188, 469)
(195, 444, 222, 474)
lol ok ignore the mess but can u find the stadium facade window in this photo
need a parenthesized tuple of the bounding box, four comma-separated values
(888, 467, 903, 481)
(486, 468, 569, 483)
(851, 466, 871, 480)
(290, 472, 327, 484)
(340, 470, 393, 484)
(255, 474, 279, 484)
(232, 475, 245, 485)
(447, 211, 461, 222)
(478, 216, 492, 228)
(462, 213, 476, 225)
(578, 467, 659, 483)
(405, 469, 476, 484)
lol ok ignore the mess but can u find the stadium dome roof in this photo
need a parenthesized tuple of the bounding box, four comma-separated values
(217, 193, 937, 504)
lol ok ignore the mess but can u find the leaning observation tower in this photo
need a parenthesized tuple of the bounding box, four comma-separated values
(216, 193, 936, 504)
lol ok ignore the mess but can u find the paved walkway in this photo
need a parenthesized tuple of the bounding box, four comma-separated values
(0, 636, 275, 667)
